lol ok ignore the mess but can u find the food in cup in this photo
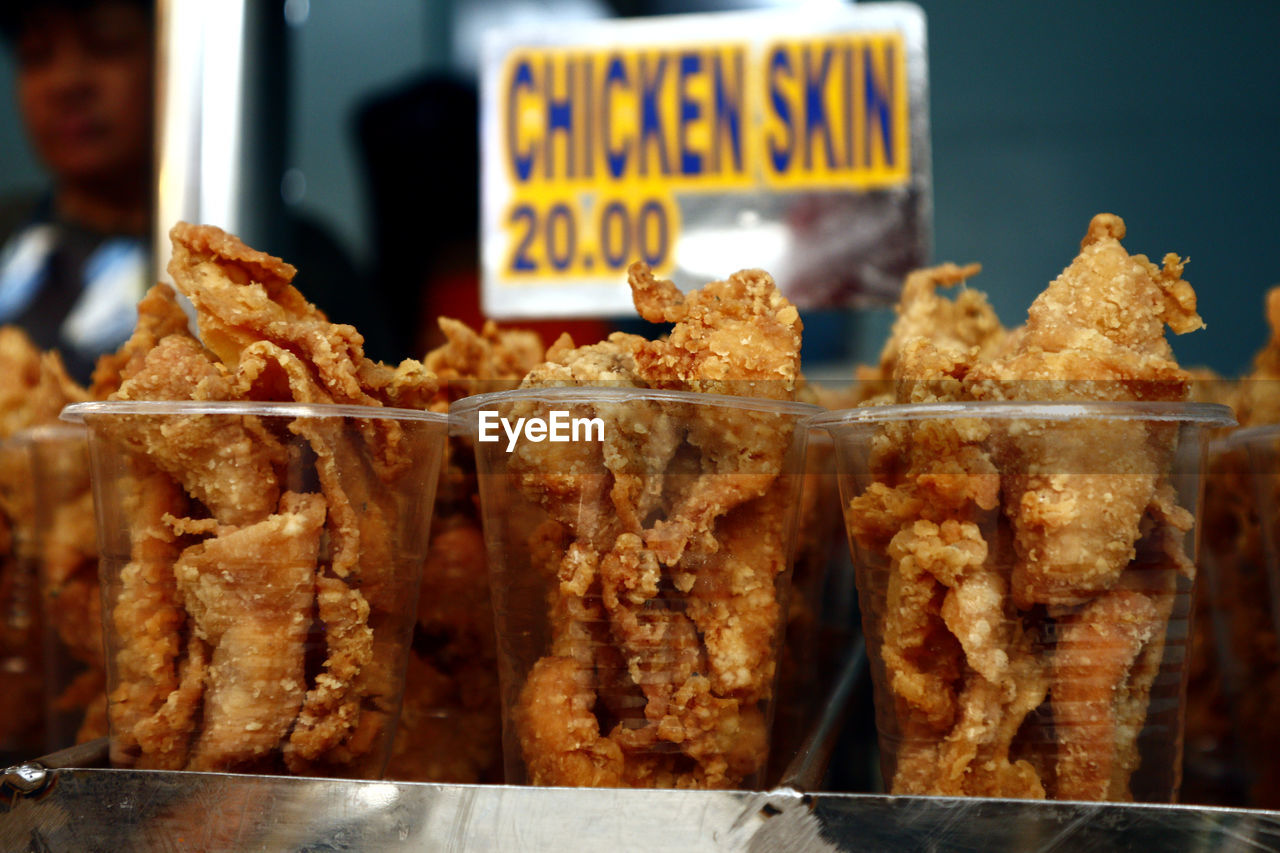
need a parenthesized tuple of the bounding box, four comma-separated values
(458, 261, 816, 789)
(1189, 286, 1280, 807)
(67, 223, 446, 776)
(384, 318, 545, 784)
(1208, 427, 1280, 808)
(0, 326, 95, 758)
(832, 214, 1229, 800)
(13, 424, 110, 747)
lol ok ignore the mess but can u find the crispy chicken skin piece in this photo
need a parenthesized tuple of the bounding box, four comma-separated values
(509, 264, 803, 789)
(106, 464, 191, 768)
(424, 317, 545, 406)
(176, 492, 324, 771)
(383, 318, 544, 782)
(89, 284, 192, 398)
(1050, 588, 1161, 800)
(627, 263, 804, 565)
(969, 214, 1200, 607)
(41, 478, 103, 670)
(168, 222, 436, 411)
(848, 214, 1207, 801)
(0, 326, 88, 438)
(386, 520, 503, 783)
(629, 262, 802, 400)
(0, 327, 105, 744)
(105, 335, 286, 526)
(94, 223, 440, 774)
(1190, 287, 1280, 807)
(876, 262, 1003, 383)
(1230, 286, 1280, 427)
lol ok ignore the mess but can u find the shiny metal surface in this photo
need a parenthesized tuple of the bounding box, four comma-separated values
(4, 759, 1279, 852)
(153, 0, 285, 285)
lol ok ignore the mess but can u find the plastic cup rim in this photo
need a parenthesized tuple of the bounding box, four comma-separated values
(60, 399, 450, 424)
(450, 386, 824, 421)
(1215, 422, 1280, 449)
(810, 400, 1237, 430)
(5, 422, 89, 446)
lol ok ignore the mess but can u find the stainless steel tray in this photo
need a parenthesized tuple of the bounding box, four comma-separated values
(6, 641, 1278, 851)
(4, 744, 1280, 853)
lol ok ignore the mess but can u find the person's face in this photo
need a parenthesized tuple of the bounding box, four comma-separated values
(15, 2, 152, 186)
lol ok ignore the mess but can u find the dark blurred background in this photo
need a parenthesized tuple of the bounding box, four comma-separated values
(2, 0, 1275, 372)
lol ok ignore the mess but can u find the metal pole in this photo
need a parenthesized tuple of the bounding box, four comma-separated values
(152, 0, 284, 285)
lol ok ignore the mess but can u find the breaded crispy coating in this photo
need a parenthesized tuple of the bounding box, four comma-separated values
(0, 327, 94, 755)
(0, 326, 88, 437)
(169, 222, 435, 410)
(629, 262, 802, 400)
(504, 264, 805, 789)
(424, 317, 545, 406)
(1189, 286, 1280, 807)
(175, 492, 323, 771)
(106, 335, 285, 525)
(876, 262, 1002, 382)
(848, 214, 1209, 801)
(91, 223, 441, 775)
(380, 318, 546, 783)
(89, 284, 192, 398)
(107, 465, 190, 768)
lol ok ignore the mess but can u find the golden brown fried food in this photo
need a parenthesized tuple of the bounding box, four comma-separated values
(507, 265, 804, 789)
(1188, 288, 1280, 807)
(424, 317, 545, 407)
(387, 519, 502, 783)
(876, 262, 1002, 383)
(40, 474, 101, 667)
(516, 655, 627, 787)
(107, 335, 286, 525)
(1233, 287, 1280, 427)
(174, 492, 323, 771)
(968, 214, 1200, 608)
(169, 222, 436, 411)
(89, 284, 192, 398)
(1050, 588, 1160, 800)
(92, 223, 441, 775)
(106, 464, 189, 768)
(0, 326, 88, 438)
(847, 214, 1207, 801)
(0, 327, 104, 751)
(382, 317, 544, 783)
(629, 262, 802, 400)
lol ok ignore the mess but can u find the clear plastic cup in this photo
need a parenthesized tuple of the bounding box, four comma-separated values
(9, 424, 106, 751)
(815, 400, 1234, 802)
(0, 436, 45, 762)
(453, 387, 819, 789)
(385, 513, 503, 784)
(62, 400, 449, 778)
(767, 429, 855, 784)
(1199, 425, 1280, 809)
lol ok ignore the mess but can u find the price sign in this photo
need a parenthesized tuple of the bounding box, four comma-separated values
(480, 3, 929, 318)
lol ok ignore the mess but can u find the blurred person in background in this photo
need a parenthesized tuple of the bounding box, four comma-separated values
(0, 0, 152, 383)
(0, 0, 390, 380)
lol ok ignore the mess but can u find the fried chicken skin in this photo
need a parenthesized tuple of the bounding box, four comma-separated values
(88, 223, 442, 775)
(1189, 286, 1280, 807)
(845, 214, 1212, 801)
(500, 264, 807, 789)
(384, 317, 544, 783)
(968, 214, 1200, 608)
(0, 327, 97, 754)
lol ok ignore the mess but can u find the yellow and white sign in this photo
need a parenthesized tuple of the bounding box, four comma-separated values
(481, 3, 928, 318)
